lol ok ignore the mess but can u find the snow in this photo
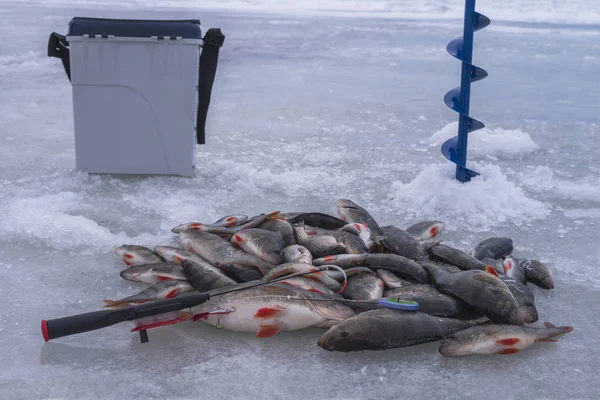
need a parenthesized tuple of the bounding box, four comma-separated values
(1, 1, 599, 399)
(390, 163, 550, 229)
(424, 122, 540, 158)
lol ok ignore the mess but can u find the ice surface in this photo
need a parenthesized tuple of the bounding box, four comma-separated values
(1, 1, 599, 399)
(12, 0, 600, 24)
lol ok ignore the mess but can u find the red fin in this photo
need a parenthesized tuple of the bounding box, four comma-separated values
(254, 307, 285, 319)
(309, 288, 325, 294)
(497, 348, 520, 355)
(131, 312, 192, 332)
(496, 338, 520, 345)
(233, 234, 244, 245)
(486, 266, 500, 278)
(193, 312, 209, 321)
(103, 300, 129, 309)
(124, 253, 134, 259)
(156, 275, 173, 281)
(337, 280, 347, 294)
(538, 339, 558, 342)
(166, 289, 179, 299)
(256, 323, 283, 338)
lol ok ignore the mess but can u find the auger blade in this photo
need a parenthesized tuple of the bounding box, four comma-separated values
(473, 12, 491, 31)
(470, 65, 488, 83)
(466, 116, 485, 133)
(446, 37, 463, 59)
(456, 165, 480, 182)
(441, 137, 460, 164)
(444, 87, 462, 113)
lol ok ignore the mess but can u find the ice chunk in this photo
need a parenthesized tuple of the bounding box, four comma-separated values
(390, 163, 550, 229)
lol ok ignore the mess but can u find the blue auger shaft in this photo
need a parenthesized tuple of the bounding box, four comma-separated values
(442, 0, 489, 182)
(456, 0, 476, 182)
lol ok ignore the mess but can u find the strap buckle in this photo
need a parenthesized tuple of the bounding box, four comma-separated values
(203, 28, 225, 47)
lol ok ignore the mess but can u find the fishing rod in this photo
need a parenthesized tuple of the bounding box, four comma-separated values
(41, 265, 420, 344)
(41, 265, 348, 344)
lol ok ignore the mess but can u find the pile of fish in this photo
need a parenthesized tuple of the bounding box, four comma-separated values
(110, 199, 573, 356)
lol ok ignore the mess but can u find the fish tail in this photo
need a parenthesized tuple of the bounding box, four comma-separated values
(538, 322, 574, 340)
(266, 211, 285, 221)
(369, 235, 387, 253)
(371, 234, 386, 243)
(545, 322, 574, 334)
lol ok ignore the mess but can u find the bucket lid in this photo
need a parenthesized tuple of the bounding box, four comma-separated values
(68, 17, 202, 39)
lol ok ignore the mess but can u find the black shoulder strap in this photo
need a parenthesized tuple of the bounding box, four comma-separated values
(196, 28, 225, 145)
(48, 32, 71, 81)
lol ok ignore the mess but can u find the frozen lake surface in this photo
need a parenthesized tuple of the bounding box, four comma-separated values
(1, 1, 599, 399)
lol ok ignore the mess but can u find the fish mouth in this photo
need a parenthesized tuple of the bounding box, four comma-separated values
(316, 331, 330, 349)
(544, 275, 555, 290)
(316, 331, 345, 352)
(336, 199, 358, 209)
(511, 308, 537, 325)
(531, 275, 554, 290)
(119, 270, 133, 280)
(438, 339, 466, 357)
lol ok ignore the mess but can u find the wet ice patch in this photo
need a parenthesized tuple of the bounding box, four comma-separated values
(214, 159, 352, 197)
(564, 208, 600, 219)
(519, 166, 600, 203)
(423, 122, 540, 158)
(119, 179, 219, 232)
(389, 163, 550, 229)
(0, 51, 53, 73)
(0, 175, 176, 251)
(0, 192, 130, 250)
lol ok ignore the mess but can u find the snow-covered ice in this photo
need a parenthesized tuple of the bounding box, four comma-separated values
(1, 1, 599, 399)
